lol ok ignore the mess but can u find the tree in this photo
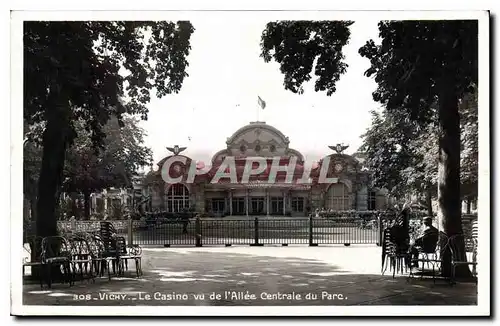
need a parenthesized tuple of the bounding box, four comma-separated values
(359, 109, 417, 201)
(24, 21, 194, 238)
(359, 20, 477, 277)
(359, 108, 437, 214)
(262, 20, 477, 277)
(261, 21, 353, 95)
(63, 115, 152, 219)
(362, 91, 478, 218)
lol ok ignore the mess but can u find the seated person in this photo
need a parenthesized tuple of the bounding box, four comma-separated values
(409, 217, 439, 267)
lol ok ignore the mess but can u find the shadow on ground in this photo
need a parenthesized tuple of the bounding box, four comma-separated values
(23, 249, 477, 306)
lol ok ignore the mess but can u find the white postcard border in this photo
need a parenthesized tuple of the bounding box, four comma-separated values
(10, 9, 490, 317)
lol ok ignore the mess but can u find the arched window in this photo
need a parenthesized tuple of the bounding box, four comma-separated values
(325, 183, 351, 211)
(165, 184, 190, 212)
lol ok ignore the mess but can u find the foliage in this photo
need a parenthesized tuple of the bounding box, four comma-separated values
(260, 21, 353, 95)
(360, 108, 439, 202)
(23, 122, 44, 220)
(359, 20, 477, 277)
(460, 91, 479, 198)
(359, 109, 415, 199)
(401, 122, 439, 194)
(63, 115, 152, 194)
(107, 201, 131, 220)
(24, 21, 194, 237)
(23, 141, 42, 199)
(57, 197, 75, 220)
(358, 20, 477, 119)
(262, 20, 477, 277)
(24, 21, 195, 144)
(360, 89, 478, 202)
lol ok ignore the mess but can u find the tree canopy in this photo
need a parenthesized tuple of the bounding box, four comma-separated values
(459, 91, 479, 199)
(261, 21, 353, 95)
(24, 21, 194, 147)
(360, 92, 477, 208)
(358, 20, 477, 120)
(359, 109, 424, 199)
(262, 20, 478, 277)
(359, 20, 477, 277)
(63, 115, 152, 194)
(24, 21, 195, 237)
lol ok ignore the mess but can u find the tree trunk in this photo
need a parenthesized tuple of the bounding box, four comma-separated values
(28, 192, 37, 221)
(437, 86, 471, 278)
(83, 190, 91, 220)
(36, 116, 69, 238)
(23, 196, 30, 221)
(425, 187, 433, 217)
(34, 89, 72, 282)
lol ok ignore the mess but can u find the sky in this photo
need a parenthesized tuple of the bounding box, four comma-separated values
(139, 18, 382, 169)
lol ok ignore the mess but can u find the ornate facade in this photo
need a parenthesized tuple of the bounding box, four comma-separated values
(143, 121, 389, 216)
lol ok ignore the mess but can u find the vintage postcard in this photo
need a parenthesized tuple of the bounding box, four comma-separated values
(10, 9, 490, 317)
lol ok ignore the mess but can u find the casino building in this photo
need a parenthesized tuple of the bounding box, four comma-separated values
(143, 121, 389, 216)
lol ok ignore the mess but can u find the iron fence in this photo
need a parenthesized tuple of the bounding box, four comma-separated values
(129, 216, 384, 247)
(24, 212, 478, 247)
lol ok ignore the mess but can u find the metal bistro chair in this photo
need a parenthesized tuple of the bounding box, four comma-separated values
(87, 233, 109, 278)
(99, 222, 121, 279)
(67, 234, 96, 283)
(115, 236, 143, 278)
(407, 232, 444, 283)
(447, 234, 478, 285)
(40, 236, 73, 289)
(23, 235, 43, 280)
(382, 228, 410, 278)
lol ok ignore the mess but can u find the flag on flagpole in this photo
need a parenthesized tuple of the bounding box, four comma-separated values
(258, 96, 266, 110)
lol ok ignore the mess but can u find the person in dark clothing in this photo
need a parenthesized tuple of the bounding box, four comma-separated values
(409, 216, 439, 267)
(182, 217, 189, 234)
(388, 207, 411, 250)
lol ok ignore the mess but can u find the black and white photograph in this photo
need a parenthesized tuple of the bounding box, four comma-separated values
(9, 8, 490, 317)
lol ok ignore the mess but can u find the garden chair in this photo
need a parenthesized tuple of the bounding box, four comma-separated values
(447, 234, 478, 285)
(23, 235, 43, 280)
(99, 222, 121, 279)
(40, 236, 73, 289)
(87, 233, 110, 278)
(381, 228, 410, 278)
(407, 233, 445, 283)
(67, 234, 96, 283)
(115, 236, 143, 277)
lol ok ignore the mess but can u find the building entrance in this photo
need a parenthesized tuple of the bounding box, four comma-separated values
(250, 197, 265, 215)
(270, 197, 284, 215)
(232, 197, 245, 215)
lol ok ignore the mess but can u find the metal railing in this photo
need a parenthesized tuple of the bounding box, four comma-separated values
(128, 215, 384, 247)
(24, 212, 478, 247)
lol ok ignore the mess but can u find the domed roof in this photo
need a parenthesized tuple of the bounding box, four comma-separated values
(225, 121, 290, 146)
(212, 121, 304, 162)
